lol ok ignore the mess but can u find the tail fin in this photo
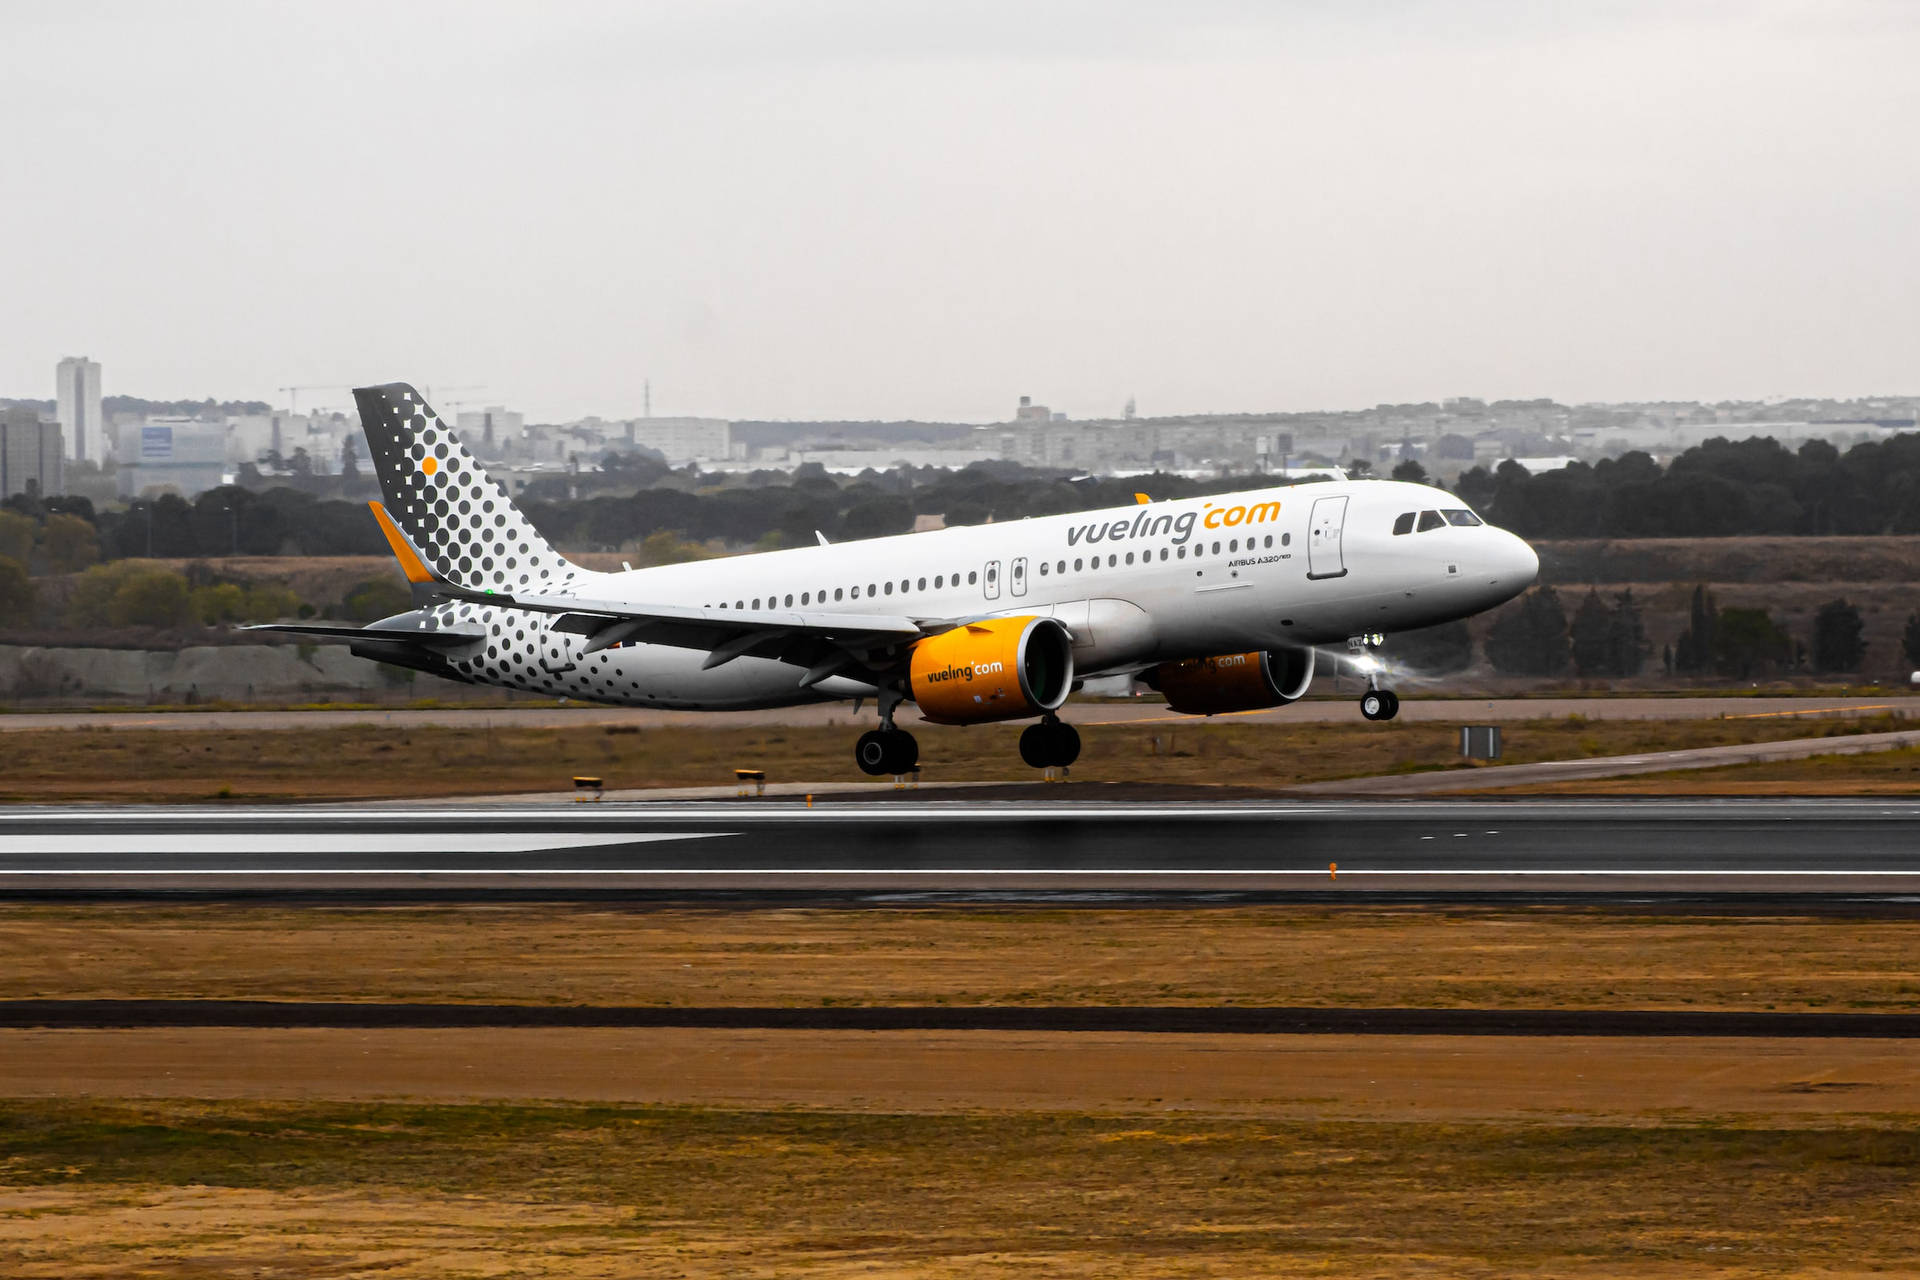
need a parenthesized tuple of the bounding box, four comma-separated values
(353, 382, 585, 594)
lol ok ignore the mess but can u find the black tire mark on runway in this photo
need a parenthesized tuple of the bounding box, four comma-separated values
(5, 1001, 1919, 1037)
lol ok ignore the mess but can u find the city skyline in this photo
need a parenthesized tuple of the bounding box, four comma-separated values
(6, 1, 1918, 423)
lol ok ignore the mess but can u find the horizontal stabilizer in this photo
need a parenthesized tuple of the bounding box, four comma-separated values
(240, 622, 485, 650)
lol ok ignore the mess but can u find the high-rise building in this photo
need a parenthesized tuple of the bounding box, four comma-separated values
(55, 356, 102, 462)
(0, 406, 64, 498)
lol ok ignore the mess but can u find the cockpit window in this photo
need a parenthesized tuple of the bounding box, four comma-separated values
(1392, 512, 1416, 536)
(1443, 509, 1483, 527)
(1416, 510, 1446, 532)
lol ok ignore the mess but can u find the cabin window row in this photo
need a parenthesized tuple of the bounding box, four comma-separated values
(704, 531, 1293, 611)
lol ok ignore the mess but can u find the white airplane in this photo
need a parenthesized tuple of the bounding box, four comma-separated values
(250, 383, 1539, 774)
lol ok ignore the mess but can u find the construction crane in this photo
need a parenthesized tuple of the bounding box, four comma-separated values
(423, 383, 487, 415)
(277, 385, 347, 416)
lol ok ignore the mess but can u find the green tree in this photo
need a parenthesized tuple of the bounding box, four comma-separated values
(1390, 459, 1429, 484)
(1713, 607, 1792, 679)
(1485, 586, 1570, 676)
(342, 577, 413, 623)
(1386, 619, 1473, 675)
(1903, 611, 1920, 670)
(191, 582, 248, 624)
(1568, 589, 1613, 676)
(106, 567, 194, 628)
(40, 513, 100, 573)
(67, 562, 195, 629)
(0, 511, 33, 566)
(1673, 585, 1717, 675)
(1810, 597, 1866, 673)
(0, 555, 33, 623)
(1606, 589, 1649, 677)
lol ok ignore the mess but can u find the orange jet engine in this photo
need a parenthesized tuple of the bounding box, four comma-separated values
(1142, 647, 1316, 716)
(909, 616, 1075, 725)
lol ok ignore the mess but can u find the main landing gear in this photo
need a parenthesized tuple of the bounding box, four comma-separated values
(1019, 715, 1081, 770)
(855, 685, 919, 776)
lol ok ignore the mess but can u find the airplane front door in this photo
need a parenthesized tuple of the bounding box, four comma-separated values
(1010, 556, 1028, 597)
(983, 559, 1002, 600)
(1307, 495, 1349, 580)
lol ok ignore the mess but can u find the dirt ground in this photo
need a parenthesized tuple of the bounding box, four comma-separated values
(0, 714, 1909, 801)
(5, 902, 1918, 1012)
(1483, 744, 1920, 795)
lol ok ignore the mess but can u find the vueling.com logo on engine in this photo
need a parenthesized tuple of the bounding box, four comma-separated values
(925, 659, 1006, 684)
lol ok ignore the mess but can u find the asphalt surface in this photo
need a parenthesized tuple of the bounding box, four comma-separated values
(4, 1000, 1917, 1037)
(1, 695, 1909, 733)
(5, 799, 1920, 894)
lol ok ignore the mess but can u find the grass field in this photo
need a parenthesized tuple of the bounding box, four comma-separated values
(1484, 743, 1920, 795)
(1, 713, 1910, 801)
(4, 902, 1918, 1012)
(3, 1099, 1918, 1277)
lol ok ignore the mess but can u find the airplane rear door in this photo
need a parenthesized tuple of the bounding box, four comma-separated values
(1010, 556, 1028, 597)
(1307, 495, 1349, 580)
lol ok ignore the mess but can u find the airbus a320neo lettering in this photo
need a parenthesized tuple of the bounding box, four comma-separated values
(250, 384, 1539, 774)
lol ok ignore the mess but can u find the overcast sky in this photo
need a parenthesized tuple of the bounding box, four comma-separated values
(6, 0, 1917, 422)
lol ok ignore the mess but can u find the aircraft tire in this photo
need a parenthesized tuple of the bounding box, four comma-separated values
(1019, 723, 1053, 769)
(855, 730, 893, 776)
(1378, 690, 1400, 720)
(884, 729, 919, 774)
(1051, 722, 1082, 766)
(1360, 690, 1389, 721)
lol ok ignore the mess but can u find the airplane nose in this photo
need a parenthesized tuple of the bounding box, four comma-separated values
(1509, 533, 1540, 585)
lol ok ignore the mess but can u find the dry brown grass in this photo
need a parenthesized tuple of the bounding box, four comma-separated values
(2, 714, 1909, 801)
(3, 901, 1917, 1012)
(1484, 744, 1920, 795)
(2, 1095, 1918, 1277)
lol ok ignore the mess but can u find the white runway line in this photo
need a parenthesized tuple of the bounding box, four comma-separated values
(0, 867, 1917, 878)
(0, 832, 732, 857)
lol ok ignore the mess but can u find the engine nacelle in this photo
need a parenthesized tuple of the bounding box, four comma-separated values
(909, 615, 1075, 725)
(1143, 647, 1316, 716)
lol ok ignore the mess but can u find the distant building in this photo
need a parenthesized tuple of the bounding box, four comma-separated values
(0, 406, 63, 498)
(625, 416, 731, 465)
(117, 419, 228, 498)
(1015, 395, 1052, 423)
(457, 406, 525, 452)
(55, 355, 102, 462)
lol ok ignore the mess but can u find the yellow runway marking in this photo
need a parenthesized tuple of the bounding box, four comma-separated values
(1722, 704, 1897, 720)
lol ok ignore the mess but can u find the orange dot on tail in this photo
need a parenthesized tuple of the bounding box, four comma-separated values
(422, 457, 438, 475)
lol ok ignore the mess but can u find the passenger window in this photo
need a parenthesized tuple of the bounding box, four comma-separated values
(1057, 560, 1065, 573)
(1089, 557, 1098, 571)
(1177, 545, 1186, 559)
(784, 594, 793, 607)
(1211, 542, 1221, 554)
(850, 586, 860, 599)
(901, 579, 909, 593)
(1125, 552, 1134, 565)
(1229, 539, 1238, 553)
(801, 592, 810, 605)
(1108, 554, 1117, 567)
(735, 600, 744, 609)
(752, 598, 761, 609)
(918, 577, 927, 590)
(834, 588, 843, 601)
(1039, 562, 1049, 576)
(1264, 535, 1273, 548)
(967, 571, 977, 585)
(884, 582, 894, 595)
(1444, 509, 1484, 526)
(868, 583, 877, 595)
(1074, 558, 1083, 571)
(1417, 510, 1446, 532)
(1160, 548, 1169, 561)
(1393, 512, 1416, 535)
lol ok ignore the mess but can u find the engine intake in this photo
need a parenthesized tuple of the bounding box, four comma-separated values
(1143, 647, 1316, 716)
(910, 615, 1074, 725)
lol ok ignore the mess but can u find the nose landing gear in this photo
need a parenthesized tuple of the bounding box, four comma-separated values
(1359, 688, 1400, 721)
(1019, 715, 1081, 770)
(1350, 632, 1400, 721)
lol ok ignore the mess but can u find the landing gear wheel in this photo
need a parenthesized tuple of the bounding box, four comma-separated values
(1360, 690, 1395, 722)
(855, 730, 893, 775)
(1378, 690, 1400, 720)
(1020, 721, 1082, 769)
(857, 728, 919, 776)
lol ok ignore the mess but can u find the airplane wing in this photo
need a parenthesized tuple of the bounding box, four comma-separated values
(240, 620, 487, 650)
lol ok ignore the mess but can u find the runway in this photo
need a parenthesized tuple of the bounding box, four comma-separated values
(5, 799, 1920, 895)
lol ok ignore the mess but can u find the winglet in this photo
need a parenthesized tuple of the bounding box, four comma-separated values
(1134, 492, 1150, 505)
(368, 501, 437, 585)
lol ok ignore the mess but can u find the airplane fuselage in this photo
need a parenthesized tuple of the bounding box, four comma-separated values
(397, 478, 1538, 711)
